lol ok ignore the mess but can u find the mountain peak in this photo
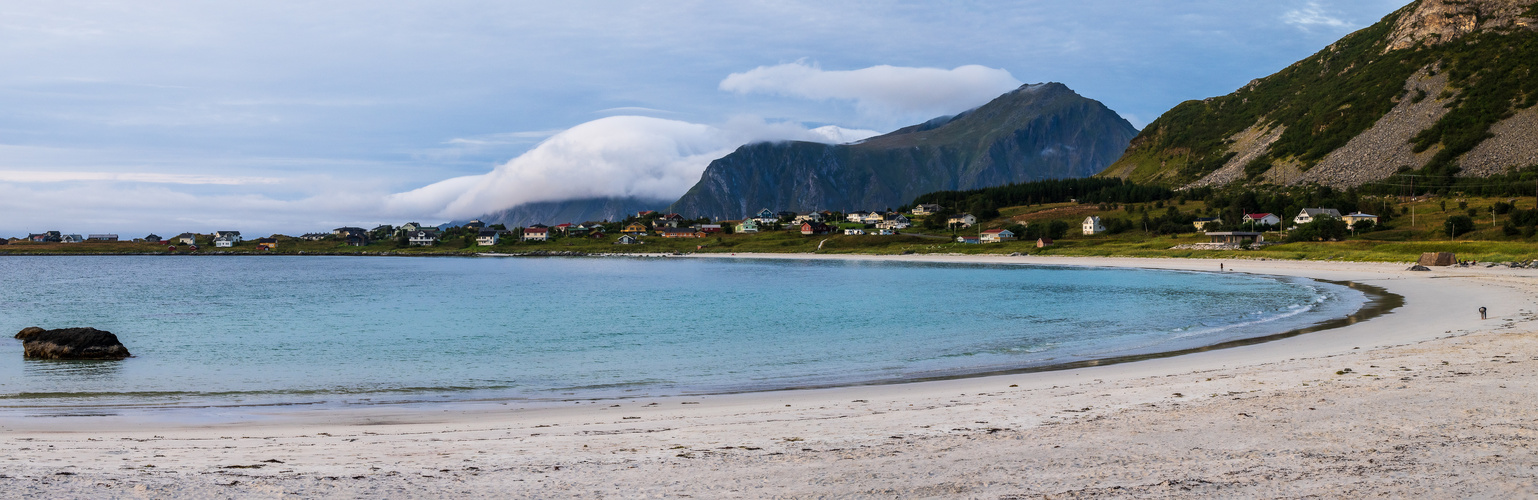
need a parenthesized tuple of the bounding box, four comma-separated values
(1385, 0, 1536, 52)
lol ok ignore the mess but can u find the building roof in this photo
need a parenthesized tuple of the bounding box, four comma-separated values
(1244, 213, 1274, 218)
(524, 227, 549, 233)
(981, 228, 1011, 234)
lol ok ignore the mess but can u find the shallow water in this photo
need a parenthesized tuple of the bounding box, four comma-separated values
(0, 256, 1365, 408)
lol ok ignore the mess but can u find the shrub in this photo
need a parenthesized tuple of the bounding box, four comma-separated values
(1445, 215, 1475, 238)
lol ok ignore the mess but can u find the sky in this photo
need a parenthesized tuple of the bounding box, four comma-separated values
(0, 0, 1409, 237)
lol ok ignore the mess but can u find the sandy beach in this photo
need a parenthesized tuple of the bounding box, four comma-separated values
(3, 254, 1537, 498)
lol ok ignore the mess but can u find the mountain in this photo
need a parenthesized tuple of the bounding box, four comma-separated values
(475, 196, 668, 227)
(1098, 0, 1538, 189)
(668, 83, 1139, 219)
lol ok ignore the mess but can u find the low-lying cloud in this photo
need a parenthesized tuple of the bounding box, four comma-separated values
(720, 62, 1022, 121)
(387, 115, 879, 220)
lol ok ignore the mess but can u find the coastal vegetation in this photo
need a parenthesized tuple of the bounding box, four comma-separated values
(8, 178, 1537, 263)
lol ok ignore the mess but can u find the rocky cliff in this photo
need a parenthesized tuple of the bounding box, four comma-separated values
(476, 196, 667, 227)
(669, 83, 1138, 219)
(1099, 0, 1538, 189)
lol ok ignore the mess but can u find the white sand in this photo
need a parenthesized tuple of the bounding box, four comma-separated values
(3, 255, 1537, 498)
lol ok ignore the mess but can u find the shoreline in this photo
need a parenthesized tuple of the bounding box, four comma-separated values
(0, 254, 1390, 414)
(4, 254, 1537, 496)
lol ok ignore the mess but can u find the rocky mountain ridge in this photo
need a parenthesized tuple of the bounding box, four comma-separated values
(1100, 0, 1538, 189)
(669, 83, 1138, 219)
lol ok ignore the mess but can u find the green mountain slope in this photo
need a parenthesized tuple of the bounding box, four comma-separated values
(668, 83, 1138, 219)
(1099, 0, 1538, 189)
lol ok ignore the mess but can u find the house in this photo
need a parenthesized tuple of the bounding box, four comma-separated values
(636, 210, 656, 218)
(407, 230, 439, 246)
(1243, 213, 1282, 226)
(957, 236, 981, 244)
(1036, 238, 1054, 248)
(1206, 231, 1264, 245)
(1343, 213, 1380, 226)
(87, 234, 119, 241)
(300, 233, 330, 241)
(334, 227, 369, 246)
(622, 223, 650, 235)
(214, 231, 242, 243)
(699, 224, 723, 234)
(61, 234, 85, 243)
(175, 233, 198, 245)
(144, 233, 162, 242)
(735, 219, 759, 233)
(753, 208, 776, 220)
(948, 213, 977, 227)
(213, 235, 236, 247)
(463, 219, 486, 230)
(1192, 218, 1220, 230)
(397, 222, 422, 235)
(522, 227, 550, 241)
(659, 227, 705, 238)
(846, 211, 867, 223)
(651, 218, 680, 229)
(615, 234, 641, 245)
(877, 214, 911, 230)
(1294, 208, 1342, 225)
(844, 228, 865, 235)
(792, 213, 823, 224)
(912, 204, 942, 215)
(800, 222, 831, 235)
(256, 237, 277, 251)
(979, 228, 1016, 243)
(28, 231, 62, 243)
(476, 229, 504, 246)
(553, 223, 573, 233)
(1083, 216, 1106, 235)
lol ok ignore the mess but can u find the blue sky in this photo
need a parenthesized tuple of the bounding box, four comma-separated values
(0, 0, 1407, 236)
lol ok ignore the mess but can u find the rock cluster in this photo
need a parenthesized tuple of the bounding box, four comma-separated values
(1384, 0, 1535, 52)
(1293, 68, 1450, 188)
(16, 327, 131, 360)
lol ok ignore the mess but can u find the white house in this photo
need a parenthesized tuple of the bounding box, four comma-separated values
(948, 213, 977, 227)
(1343, 213, 1380, 227)
(175, 233, 198, 245)
(521, 227, 549, 242)
(615, 234, 641, 245)
(979, 228, 1016, 243)
(1295, 208, 1342, 225)
(213, 236, 235, 247)
(793, 213, 823, 224)
(61, 234, 85, 243)
(912, 204, 942, 215)
(213, 231, 242, 243)
(1243, 213, 1282, 226)
(1083, 216, 1106, 235)
(476, 229, 503, 246)
(877, 214, 911, 230)
(407, 230, 439, 246)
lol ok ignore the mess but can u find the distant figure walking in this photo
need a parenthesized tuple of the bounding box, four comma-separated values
(1479, 306, 1487, 320)
(1220, 263, 1224, 271)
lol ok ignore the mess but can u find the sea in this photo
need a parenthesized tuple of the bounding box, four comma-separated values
(0, 255, 1370, 411)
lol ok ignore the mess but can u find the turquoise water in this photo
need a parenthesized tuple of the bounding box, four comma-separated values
(0, 256, 1365, 408)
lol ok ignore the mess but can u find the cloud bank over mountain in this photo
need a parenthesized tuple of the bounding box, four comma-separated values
(386, 115, 880, 220)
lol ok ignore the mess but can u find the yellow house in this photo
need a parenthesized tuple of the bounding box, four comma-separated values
(622, 223, 649, 235)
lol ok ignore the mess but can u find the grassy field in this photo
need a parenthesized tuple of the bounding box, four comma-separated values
(6, 196, 1536, 263)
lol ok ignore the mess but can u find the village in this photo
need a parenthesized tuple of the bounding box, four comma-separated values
(6, 204, 1383, 255)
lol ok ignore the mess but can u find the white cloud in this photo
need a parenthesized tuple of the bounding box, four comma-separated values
(0, 170, 282, 185)
(1283, 2, 1352, 30)
(719, 61, 1022, 120)
(388, 115, 880, 220)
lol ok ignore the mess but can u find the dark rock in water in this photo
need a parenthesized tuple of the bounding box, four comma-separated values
(21, 328, 131, 360)
(1407, 264, 1432, 271)
(15, 326, 45, 339)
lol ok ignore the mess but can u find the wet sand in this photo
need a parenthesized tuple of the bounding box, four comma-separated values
(3, 255, 1536, 498)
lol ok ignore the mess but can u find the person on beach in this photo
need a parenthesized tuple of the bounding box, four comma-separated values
(1220, 263, 1224, 271)
(1480, 306, 1487, 320)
